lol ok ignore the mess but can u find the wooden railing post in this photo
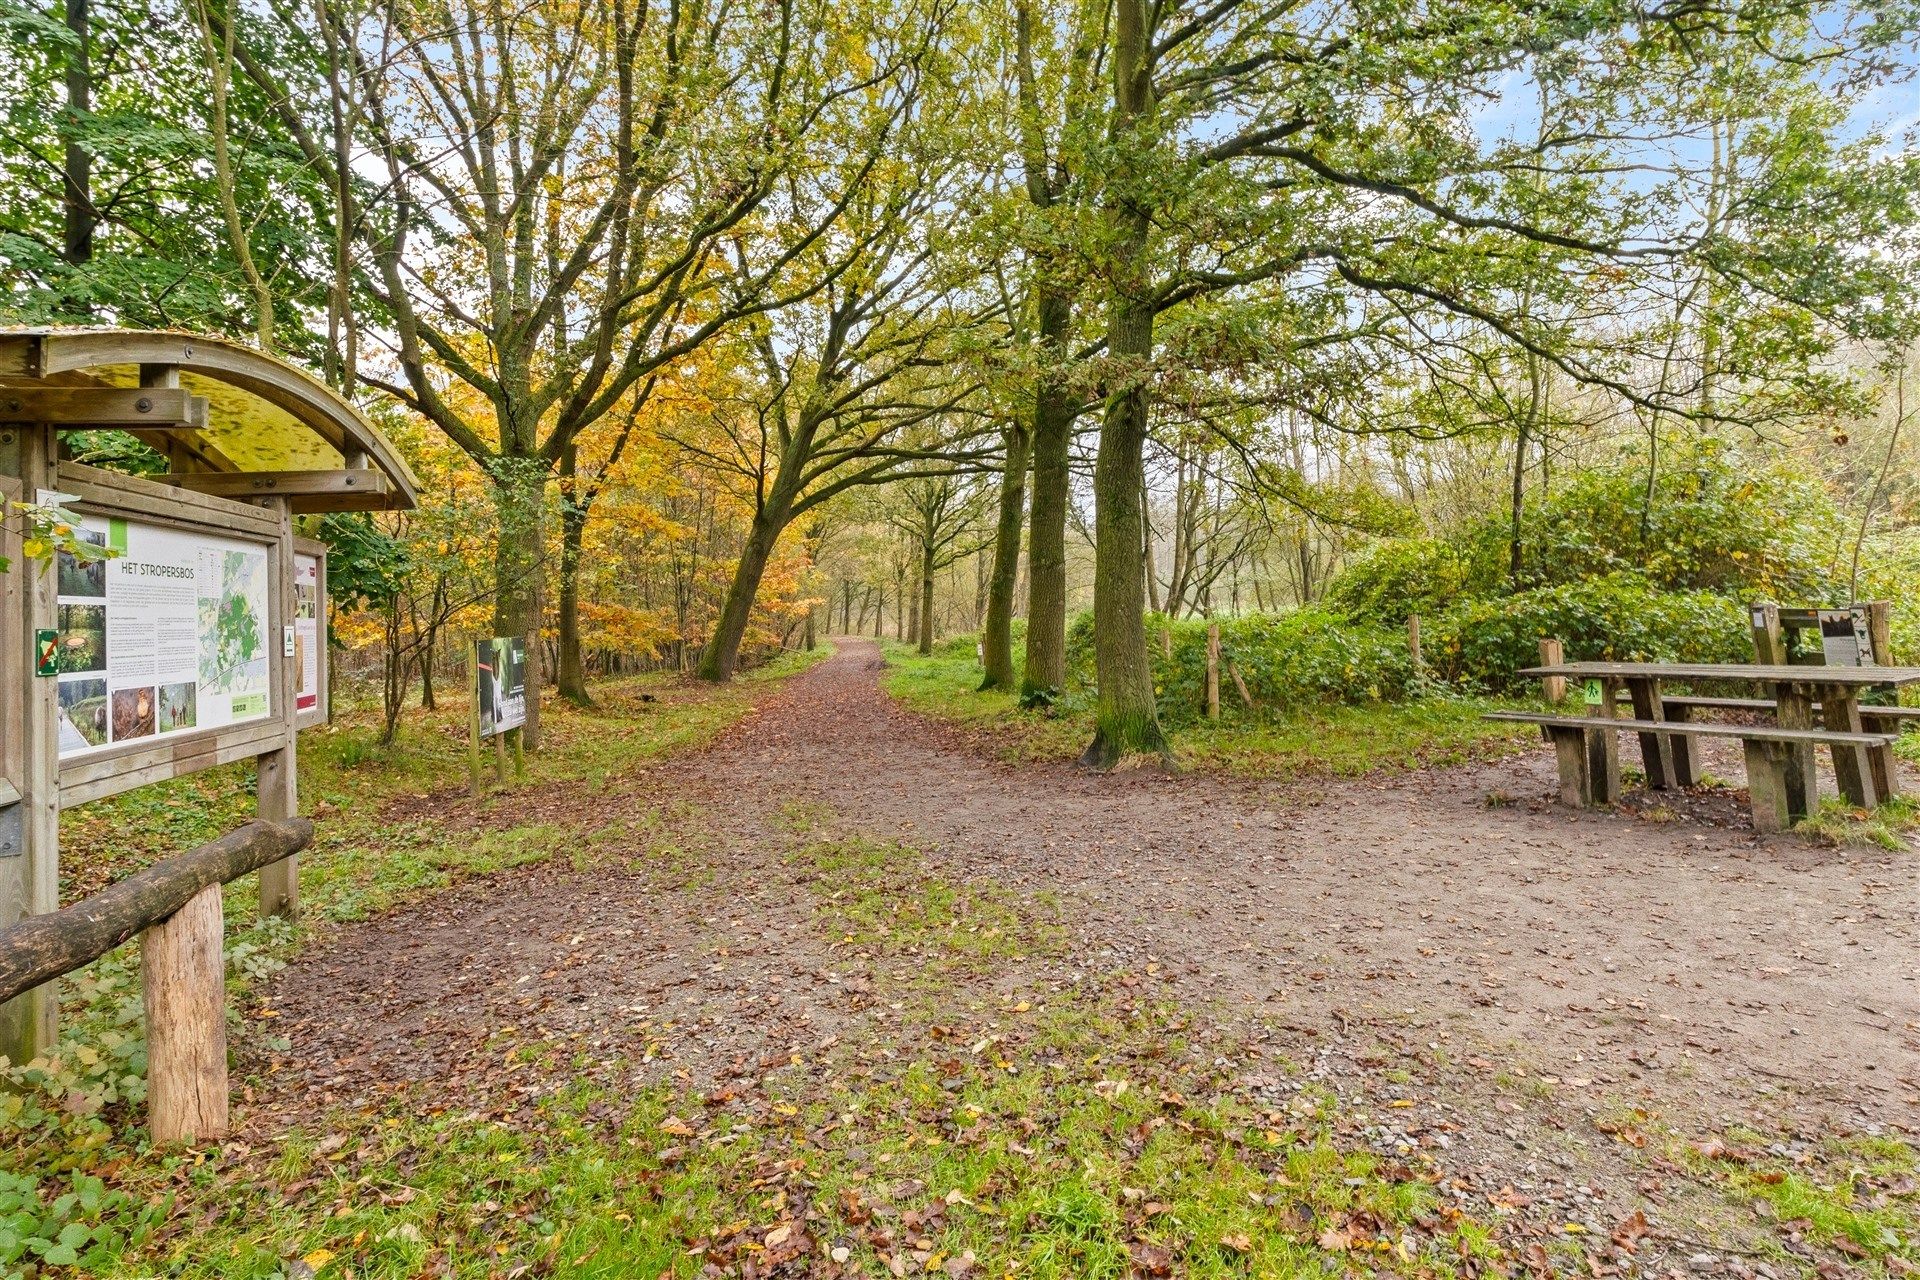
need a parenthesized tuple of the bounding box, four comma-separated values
(142, 882, 228, 1143)
(1408, 613, 1423, 674)
(1206, 623, 1221, 720)
(1538, 638, 1566, 703)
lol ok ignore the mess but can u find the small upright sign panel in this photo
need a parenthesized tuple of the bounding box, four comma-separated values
(475, 637, 527, 738)
(1817, 607, 1874, 667)
(293, 552, 321, 713)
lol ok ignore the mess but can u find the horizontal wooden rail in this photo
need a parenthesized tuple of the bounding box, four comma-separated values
(0, 818, 311, 1007)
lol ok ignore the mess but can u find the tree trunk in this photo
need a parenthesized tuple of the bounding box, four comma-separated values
(489, 455, 546, 700)
(697, 498, 790, 681)
(60, 0, 91, 319)
(981, 418, 1030, 689)
(1083, 0, 1168, 768)
(380, 600, 405, 745)
(487, 452, 549, 744)
(556, 448, 593, 705)
(918, 541, 936, 655)
(1144, 475, 1164, 613)
(1020, 288, 1074, 706)
(1509, 353, 1542, 588)
(1083, 294, 1167, 766)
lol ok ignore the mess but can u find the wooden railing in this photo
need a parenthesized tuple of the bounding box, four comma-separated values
(0, 818, 312, 1142)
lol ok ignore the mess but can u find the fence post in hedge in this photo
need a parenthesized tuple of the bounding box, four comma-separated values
(1408, 614, 1423, 675)
(1206, 623, 1221, 721)
(1539, 638, 1566, 703)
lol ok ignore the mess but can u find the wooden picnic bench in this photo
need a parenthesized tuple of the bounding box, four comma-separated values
(1615, 692, 1920, 718)
(1498, 661, 1920, 832)
(1482, 711, 1897, 832)
(1614, 695, 1920, 774)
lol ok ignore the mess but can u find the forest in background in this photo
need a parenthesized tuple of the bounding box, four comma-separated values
(4, 0, 1919, 760)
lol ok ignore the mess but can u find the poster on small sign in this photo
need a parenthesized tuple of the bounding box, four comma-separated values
(294, 553, 321, 713)
(475, 637, 527, 737)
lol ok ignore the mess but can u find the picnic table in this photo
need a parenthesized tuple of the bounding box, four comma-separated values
(1520, 660, 1912, 809)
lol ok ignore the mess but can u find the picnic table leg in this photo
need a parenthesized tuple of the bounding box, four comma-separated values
(1742, 740, 1793, 833)
(1819, 684, 1881, 808)
(1547, 726, 1594, 807)
(1871, 743, 1900, 801)
(1584, 677, 1623, 805)
(1858, 702, 1900, 801)
(1665, 702, 1702, 787)
(1626, 676, 1675, 789)
(1770, 683, 1821, 822)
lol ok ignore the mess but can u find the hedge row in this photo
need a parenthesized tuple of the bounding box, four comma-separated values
(1049, 573, 1751, 716)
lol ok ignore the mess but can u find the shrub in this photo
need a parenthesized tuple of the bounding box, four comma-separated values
(1854, 528, 1920, 665)
(1520, 440, 1843, 599)
(1333, 441, 1847, 618)
(1322, 536, 1502, 626)
(1427, 573, 1751, 690)
(1067, 607, 1416, 721)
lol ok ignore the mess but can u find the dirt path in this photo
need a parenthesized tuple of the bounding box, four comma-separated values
(264, 638, 1919, 1141)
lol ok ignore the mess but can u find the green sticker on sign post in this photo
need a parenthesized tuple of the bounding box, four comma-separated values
(34, 629, 58, 676)
(1583, 679, 1603, 707)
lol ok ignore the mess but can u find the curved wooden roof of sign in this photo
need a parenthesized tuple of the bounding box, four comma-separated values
(0, 327, 419, 512)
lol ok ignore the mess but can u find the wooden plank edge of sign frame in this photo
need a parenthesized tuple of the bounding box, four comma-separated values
(0, 387, 208, 429)
(58, 718, 289, 807)
(156, 469, 391, 500)
(55, 461, 283, 539)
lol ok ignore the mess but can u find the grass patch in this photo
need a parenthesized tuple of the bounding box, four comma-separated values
(1792, 795, 1919, 851)
(90, 989, 1498, 1279)
(788, 826, 1065, 967)
(878, 645, 1089, 762)
(1686, 1132, 1919, 1272)
(880, 639, 1534, 777)
(61, 643, 833, 904)
(0, 649, 832, 1274)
